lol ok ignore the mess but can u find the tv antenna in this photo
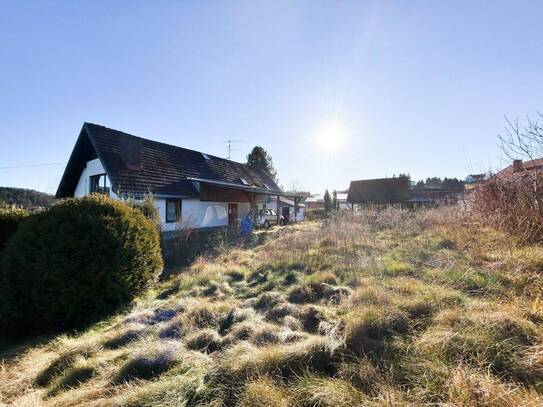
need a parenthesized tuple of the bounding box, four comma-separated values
(222, 139, 244, 159)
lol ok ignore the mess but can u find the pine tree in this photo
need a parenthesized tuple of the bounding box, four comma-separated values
(246, 146, 278, 183)
(324, 189, 332, 214)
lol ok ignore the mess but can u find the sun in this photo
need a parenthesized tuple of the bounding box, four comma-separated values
(315, 119, 347, 154)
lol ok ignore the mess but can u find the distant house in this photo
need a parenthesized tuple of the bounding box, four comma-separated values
(305, 192, 350, 210)
(347, 177, 462, 209)
(465, 174, 486, 184)
(56, 123, 299, 231)
(495, 159, 543, 180)
(347, 177, 410, 209)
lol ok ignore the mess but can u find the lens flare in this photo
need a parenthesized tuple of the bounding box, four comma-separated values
(315, 118, 347, 154)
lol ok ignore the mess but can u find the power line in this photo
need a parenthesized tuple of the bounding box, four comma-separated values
(0, 162, 65, 170)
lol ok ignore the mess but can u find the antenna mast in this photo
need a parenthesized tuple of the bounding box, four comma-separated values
(222, 139, 245, 159)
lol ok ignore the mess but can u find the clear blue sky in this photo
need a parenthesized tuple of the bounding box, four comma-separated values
(1, 1, 542, 194)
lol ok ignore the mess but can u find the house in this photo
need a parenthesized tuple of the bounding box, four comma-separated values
(305, 192, 350, 210)
(495, 158, 543, 180)
(347, 177, 410, 209)
(465, 174, 486, 184)
(56, 123, 298, 231)
(348, 177, 463, 209)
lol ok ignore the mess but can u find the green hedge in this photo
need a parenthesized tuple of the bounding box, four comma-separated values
(0, 195, 163, 338)
(0, 208, 29, 252)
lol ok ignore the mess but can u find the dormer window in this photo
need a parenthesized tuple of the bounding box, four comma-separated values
(202, 153, 210, 160)
(90, 174, 109, 194)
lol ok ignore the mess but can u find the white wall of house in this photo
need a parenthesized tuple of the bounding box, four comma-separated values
(155, 198, 251, 232)
(74, 158, 117, 199)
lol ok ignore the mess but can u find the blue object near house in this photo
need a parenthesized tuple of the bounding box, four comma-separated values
(240, 215, 253, 236)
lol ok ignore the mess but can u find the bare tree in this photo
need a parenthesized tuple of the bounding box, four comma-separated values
(474, 113, 543, 242)
(499, 112, 543, 178)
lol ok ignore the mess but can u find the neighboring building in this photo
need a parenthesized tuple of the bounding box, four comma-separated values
(347, 177, 410, 209)
(495, 158, 543, 180)
(56, 123, 298, 231)
(347, 177, 462, 209)
(465, 174, 486, 184)
(305, 191, 350, 210)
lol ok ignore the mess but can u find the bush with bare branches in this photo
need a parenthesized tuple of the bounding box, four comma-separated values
(472, 113, 543, 243)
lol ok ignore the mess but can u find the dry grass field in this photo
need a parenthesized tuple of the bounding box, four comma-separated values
(1, 208, 543, 406)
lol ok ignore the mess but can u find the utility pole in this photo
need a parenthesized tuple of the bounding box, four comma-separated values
(222, 139, 244, 159)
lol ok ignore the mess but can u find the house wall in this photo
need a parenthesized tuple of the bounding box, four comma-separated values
(74, 158, 117, 199)
(156, 198, 251, 232)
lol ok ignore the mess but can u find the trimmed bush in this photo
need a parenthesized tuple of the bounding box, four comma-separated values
(0, 207, 29, 251)
(0, 195, 163, 338)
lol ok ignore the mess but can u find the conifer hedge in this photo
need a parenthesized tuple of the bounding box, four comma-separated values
(0, 195, 163, 338)
(0, 208, 29, 251)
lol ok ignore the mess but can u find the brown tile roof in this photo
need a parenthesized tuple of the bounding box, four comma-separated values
(56, 123, 281, 198)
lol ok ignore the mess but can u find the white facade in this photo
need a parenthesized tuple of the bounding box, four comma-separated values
(74, 158, 117, 199)
(157, 198, 250, 232)
(75, 158, 251, 231)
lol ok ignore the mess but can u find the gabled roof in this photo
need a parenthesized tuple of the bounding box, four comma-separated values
(495, 158, 543, 180)
(347, 177, 410, 204)
(56, 123, 281, 198)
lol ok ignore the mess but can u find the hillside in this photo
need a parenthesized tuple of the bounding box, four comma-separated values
(1, 209, 542, 406)
(0, 187, 55, 209)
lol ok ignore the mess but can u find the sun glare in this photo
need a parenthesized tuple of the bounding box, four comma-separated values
(315, 119, 347, 154)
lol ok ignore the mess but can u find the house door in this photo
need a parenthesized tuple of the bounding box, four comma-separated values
(228, 203, 238, 227)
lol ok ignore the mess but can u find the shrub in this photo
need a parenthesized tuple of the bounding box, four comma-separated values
(472, 175, 543, 243)
(128, 194, 160, 225)
(0, 195, 163, 338)
(0, 207, 29, 251)
(305, 209, 327, 221)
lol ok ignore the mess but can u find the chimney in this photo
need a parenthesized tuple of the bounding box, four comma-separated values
(513, 159, 523, 173)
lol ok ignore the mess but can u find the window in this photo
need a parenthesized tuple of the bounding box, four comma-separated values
(90, 174, 109, 194)
(166, 199, 181, 223)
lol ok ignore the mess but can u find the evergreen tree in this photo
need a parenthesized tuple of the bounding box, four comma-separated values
(332, 190, 338, 212)
(246, 146, 278, 183)
(324, 189, 332, 214)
